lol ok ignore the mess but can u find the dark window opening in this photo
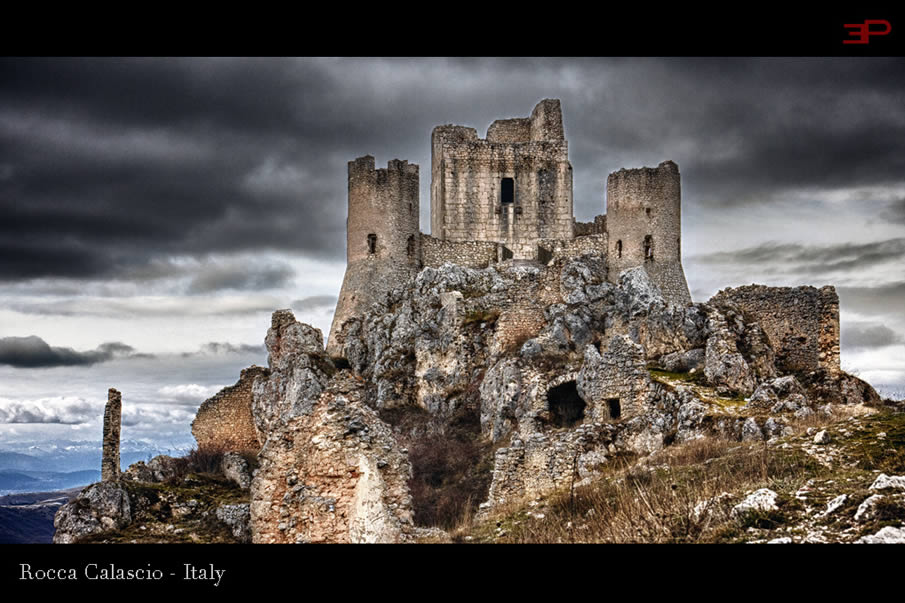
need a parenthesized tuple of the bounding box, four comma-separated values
(677, 236, 681, 256)
(646, 208, 652, 218)
(616, 239, 622, 258)
(367, 233, 377, 254)
(501, 178, 514, 204)
(547, 381, 586, 428)
(406, 234, 415, 258)
(644, 235, 654, 261)
(606, 398, 621, 420)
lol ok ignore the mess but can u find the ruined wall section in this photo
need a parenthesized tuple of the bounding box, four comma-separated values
(606, 161, 691, 306)
(430, 99, 573, 260)
(537, 234, 608, 265)
(420, 234, 500, 269)
(709, 285, 841, 374)
(328, 156, 421, 356)
(192, 365, 269, 452)
(574, 214, 606, 237)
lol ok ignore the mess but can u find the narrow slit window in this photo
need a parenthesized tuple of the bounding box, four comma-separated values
(644, 235, 653, 261)
(501, 178, 514, 204)
(406, 234, 415, 258)
(616, 240, 622, 259)
(367, 233, 377, 255)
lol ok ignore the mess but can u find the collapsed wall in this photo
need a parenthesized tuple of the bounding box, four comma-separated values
(191, 365, 269, 452)
(710, 285, 841, 374)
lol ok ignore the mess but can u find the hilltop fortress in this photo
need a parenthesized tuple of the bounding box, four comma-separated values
(57, 99, 886, 545)
(327, 99, 691, 355)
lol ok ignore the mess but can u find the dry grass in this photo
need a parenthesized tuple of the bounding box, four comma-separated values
(169, 441, 257, 482)
(482, 434, 822, 543)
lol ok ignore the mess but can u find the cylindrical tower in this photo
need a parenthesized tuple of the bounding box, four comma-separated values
(328, 156, 421, 356)
(605, 160, 691, 305)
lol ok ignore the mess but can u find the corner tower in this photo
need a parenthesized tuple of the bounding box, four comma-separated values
(605, 160, 692, 305)
(327, 156, 420, 356)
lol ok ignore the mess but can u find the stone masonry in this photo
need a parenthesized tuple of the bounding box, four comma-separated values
(101, 388, 122, 482)
(191, 365, 269, 452)
(327, 98, 695, 352)
(710, 285, 841, 374)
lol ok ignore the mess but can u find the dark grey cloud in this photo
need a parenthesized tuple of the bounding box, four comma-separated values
(0, 336, 146, 368)
(290, 295, 337, 311)
(841, 322, 904, 350)
(691, 238, 905, 277)
(881, 198, 905, 224)
(2, 57, 903, 283)
(186, 263, 294, 294)
(838, 282, 905, 317)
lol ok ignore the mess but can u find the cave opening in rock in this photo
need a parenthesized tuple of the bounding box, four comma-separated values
(547, 381, 586, 428)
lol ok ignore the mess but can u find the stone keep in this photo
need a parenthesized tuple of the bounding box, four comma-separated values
(431, 99, 574, 259)
(327, 99, 694, 352)
(101, 388, 122, 482)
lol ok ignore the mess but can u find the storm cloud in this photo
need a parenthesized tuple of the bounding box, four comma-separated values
(3, 58, 904, 283)
(0, 336, 145, 368)
(691, 238, 905, 277)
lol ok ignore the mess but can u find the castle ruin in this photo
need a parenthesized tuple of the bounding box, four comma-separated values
(328, 99, 692, 354)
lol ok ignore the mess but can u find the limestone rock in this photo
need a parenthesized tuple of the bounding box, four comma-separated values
(854, 494, 885, 522)
(252, 310, 332, 439)
(221, 452, 253, 490)
(856, 526, 905, 544)
(813, 430, 831, 445)
(121, 455, 178, 483)
(731, 488, 778, 518)
(216, 503, 251, 543)
(869, 474, 905, 492)
(704, 307, 756, 396)
(250, 371, 414, 544)
(53, 482, 132, 544)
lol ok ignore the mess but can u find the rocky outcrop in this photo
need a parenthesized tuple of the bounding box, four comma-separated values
(250, 311, 416, 543)
(53, 482, 131, 544)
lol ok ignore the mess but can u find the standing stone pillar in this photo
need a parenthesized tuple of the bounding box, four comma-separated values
(101, 388, 122, 482)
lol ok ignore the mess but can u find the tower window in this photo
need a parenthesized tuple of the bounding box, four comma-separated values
(501, 178, 514, 204)
(406, 234, 415, 258)
(367, 233, 377, 254)
(616, 240, 622, 259)
(646, 208, 652, 218)
(644, 235, 654, 261)
(606, 398, 621, 420)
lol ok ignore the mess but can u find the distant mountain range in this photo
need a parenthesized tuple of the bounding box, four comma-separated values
(0, 469, 100, 495)
(0, 487, 82, 544)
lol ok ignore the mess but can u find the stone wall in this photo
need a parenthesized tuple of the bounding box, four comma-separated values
(493, 304, 547, 355)
(573, 214, 606, 236)
(577, 335, 652, 422)
(192, 365, 269, 452)
(420, 233, 500, 269)
(709, 285, 841, 374)
(605, 161, 691, 306)
(538, 234, 608, 265)
(328, 156, 421, 355)
(430, 99, 573, 259)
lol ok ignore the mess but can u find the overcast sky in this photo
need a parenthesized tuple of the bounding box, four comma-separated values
(1, 57, 904, 461)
